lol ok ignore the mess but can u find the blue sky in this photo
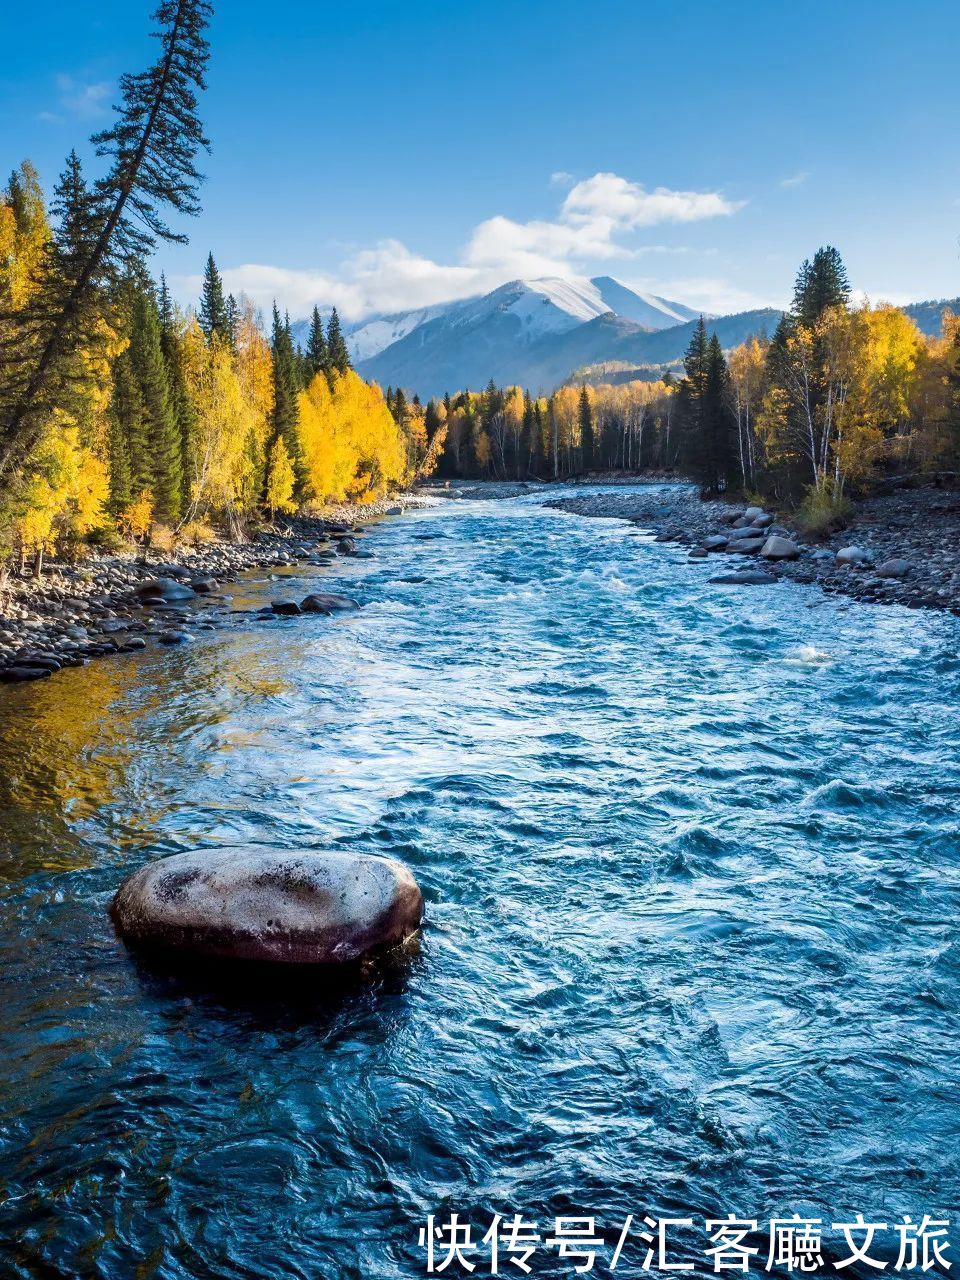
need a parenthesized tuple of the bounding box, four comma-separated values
(3, 0, 959, 320)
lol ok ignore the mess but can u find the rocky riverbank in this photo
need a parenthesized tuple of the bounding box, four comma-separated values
(548, 483, 960, 614)
(0, 495, 425, 685)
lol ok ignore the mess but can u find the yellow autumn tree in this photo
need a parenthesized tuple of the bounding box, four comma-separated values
(180, 316, 263, 523)
(14, 414, 109, 572)
(0, 161, 50, 311)
(265, 437, 296, 514)
(297, 369, 407, 504)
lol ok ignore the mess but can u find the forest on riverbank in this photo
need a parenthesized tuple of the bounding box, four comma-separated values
(427, 248, 960, 529)
(0, 1, 441, 576)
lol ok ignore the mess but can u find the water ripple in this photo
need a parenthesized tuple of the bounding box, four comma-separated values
(1, 484, 959, 1277)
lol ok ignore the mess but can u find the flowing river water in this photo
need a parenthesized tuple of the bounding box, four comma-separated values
(0, 485, 958, 1278)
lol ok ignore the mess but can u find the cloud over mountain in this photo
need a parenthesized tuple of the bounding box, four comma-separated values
(177, 172, 747, 323)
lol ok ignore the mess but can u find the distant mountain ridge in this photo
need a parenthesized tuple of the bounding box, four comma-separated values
(353, 276, 705, 397)
(293, 282, 960, 400)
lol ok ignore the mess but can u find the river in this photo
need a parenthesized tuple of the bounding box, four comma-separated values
(0, 485, 958, 1278)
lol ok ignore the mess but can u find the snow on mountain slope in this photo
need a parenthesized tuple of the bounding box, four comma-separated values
(343, 276, 701, 363)
(590, 276, 703, 327)
(443, 276, 698, 338)
(346, 302, 453, 362)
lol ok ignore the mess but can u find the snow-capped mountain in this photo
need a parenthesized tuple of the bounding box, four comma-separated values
(292, 276, 708, 394)
(353, 276, 707, 397)
(340, 276, 701, 366)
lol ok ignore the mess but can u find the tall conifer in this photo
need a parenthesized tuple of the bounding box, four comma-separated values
(326, 307, 351, 374)
(307, 306, 329, 377)
(199, 251, 229, 341)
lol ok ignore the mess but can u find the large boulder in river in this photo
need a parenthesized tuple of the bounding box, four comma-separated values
(110, 848, 424, 965)
(301, 593, 360, 614)
(760, 535, 801, 560)
(709, 569, 778, 585)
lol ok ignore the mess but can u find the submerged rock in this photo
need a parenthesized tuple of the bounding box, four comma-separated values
(301, 593, 360, 614)
(159, 629, 192, 645)
(0, 665, 52, 682)
(709, 569, 778, 585)
(110, 848, 424, 965)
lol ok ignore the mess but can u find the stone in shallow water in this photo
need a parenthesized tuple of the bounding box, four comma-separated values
(0, 665, 52, 682)
(271, 599, 302, 615)
(110, 848, 424, 965)
(301, 593, 360, 614)
(709, 570, 778, 585)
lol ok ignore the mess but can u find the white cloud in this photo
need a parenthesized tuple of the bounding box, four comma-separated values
(563, 172, 742, 227)
(175, 172, 746, 320)
(779, 171, 810, 189)
(40, 75, 112, 123)
(549, 171, 575, 188)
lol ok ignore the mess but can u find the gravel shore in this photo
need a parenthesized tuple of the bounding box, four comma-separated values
(0, 494, 428, 685)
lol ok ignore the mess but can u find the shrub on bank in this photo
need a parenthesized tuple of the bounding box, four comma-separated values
(795, 482, 853, 537)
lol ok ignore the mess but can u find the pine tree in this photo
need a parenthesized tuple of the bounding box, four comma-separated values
(130, 283, 182, 520)
(326, 307, 351, 374)
(0, 0, 213, 482)
(578, 384, 594, 471)
(199, 251, 229, 341)
(265, 302, 307, 504)
(702, 334, 735, 494)
(792, 246, 850, 328)
(307, 305, 329, 377)
(424, 399, 442, 438)
(225, 292, 239, 349)
(159, 271, 198, 510)
(50, 151, 104, 290)
(107, 348, 140, 512)
(393, 386, 408, 427)
(675, 318, 711, 486)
